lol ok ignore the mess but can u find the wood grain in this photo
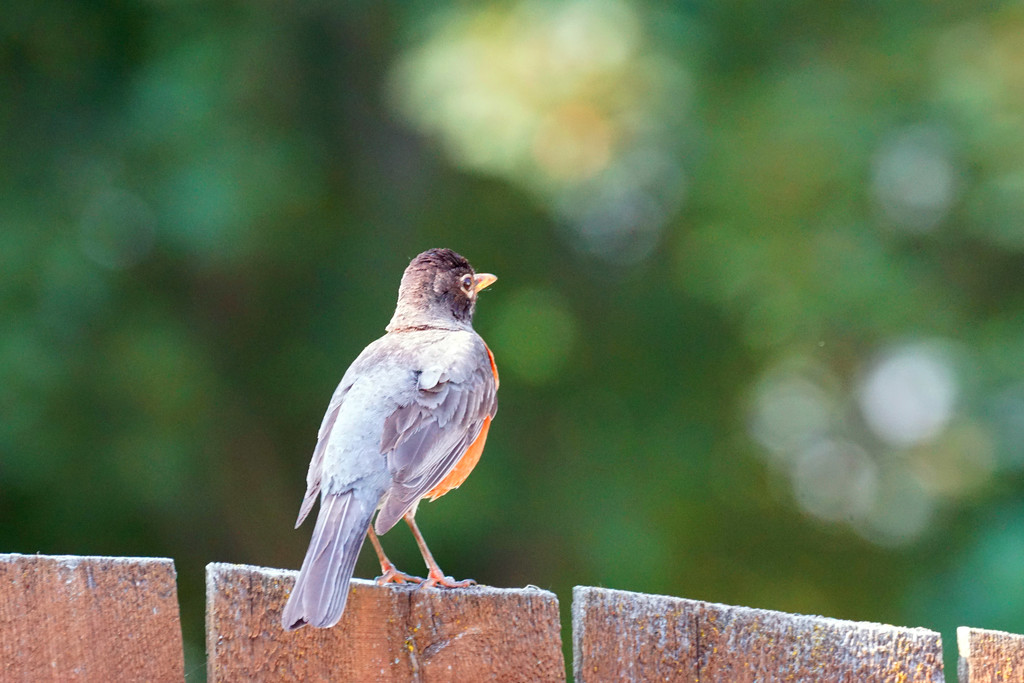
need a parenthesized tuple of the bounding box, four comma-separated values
(958, 626, 1024, 682)
(0, 553, 184, 682)
(206, 563, 565, 682)
(573, 585, 944, 683)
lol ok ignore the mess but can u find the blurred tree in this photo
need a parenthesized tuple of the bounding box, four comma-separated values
(2, 0, 1023, 678)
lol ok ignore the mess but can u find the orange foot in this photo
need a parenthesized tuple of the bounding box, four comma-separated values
(375, 561, 424, 586)
(419, 569, 477, 589)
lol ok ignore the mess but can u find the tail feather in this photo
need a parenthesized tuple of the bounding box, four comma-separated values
(281, 490, 374, 630)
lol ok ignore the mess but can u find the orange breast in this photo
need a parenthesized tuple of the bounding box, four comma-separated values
(426, 416, 491, 501)
(486, 343, 499, 389)
(425, 343, 498, 501)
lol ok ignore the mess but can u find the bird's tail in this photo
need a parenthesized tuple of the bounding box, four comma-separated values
(281, 490, 375, 630)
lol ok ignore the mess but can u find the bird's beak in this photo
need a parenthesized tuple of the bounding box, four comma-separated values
(474, 273, 497, 293)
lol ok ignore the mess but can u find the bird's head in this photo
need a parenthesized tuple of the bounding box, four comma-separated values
(388, 248, 496, 331)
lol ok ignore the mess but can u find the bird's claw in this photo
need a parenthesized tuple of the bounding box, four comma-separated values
(375, 564, 425, 586)
(418, 570, 477, 590)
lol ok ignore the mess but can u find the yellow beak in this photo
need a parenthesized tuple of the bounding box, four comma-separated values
(474, 273, 497, 293)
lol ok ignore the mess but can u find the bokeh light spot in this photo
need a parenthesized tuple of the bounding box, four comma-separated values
(791, 439, 878, 524)
(532, 102, 613, 180)
(908, 420, 996, 498)
(748, 358, 837, 461)
(388, 0, 693, 264)
(854, 465, 934, 546)
(871, 125, 959, 234)
(859, 342, 958, 448)
(491, 288, 576, 385)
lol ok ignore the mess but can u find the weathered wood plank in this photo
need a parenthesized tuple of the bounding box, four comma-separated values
(958, 626, 1024, 682)
(206, 562, 565, 682)
(0, 553, 185, 682)
(573, 585, 944, 683)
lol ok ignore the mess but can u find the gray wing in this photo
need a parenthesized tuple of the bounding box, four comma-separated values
(293, 381, 350, 528)
(293, 337, 389, 528)
(373, 344, 497, 533)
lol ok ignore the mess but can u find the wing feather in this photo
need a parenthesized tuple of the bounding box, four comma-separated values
(294, 380, 352, 528)
(374, 356, 497, 534)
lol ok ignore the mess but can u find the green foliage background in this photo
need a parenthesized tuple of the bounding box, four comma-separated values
(3, 1, 1024, 677)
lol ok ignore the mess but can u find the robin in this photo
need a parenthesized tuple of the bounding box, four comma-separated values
(281, 248, 499, 630)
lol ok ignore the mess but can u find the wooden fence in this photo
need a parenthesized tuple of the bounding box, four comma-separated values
(1, 552, 1022, 682)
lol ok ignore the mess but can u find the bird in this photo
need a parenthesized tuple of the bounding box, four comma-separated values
(281, 248, 499, 631)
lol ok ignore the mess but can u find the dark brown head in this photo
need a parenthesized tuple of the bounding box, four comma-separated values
(387, 248, 497, 332)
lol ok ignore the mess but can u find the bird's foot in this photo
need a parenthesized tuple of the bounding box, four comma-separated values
(375, 562, 425, 586)
(419, 569, 477, 589)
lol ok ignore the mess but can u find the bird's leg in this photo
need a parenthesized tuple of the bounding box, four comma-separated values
(367, 523, 424, 585)
(403, 513, 476, 589)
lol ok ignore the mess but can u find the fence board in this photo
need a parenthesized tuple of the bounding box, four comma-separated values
(0, 553, 184, 682)
(572, 585, 944, 683)
(958, 626, 1024, 682)
(205, 562, 565, 681)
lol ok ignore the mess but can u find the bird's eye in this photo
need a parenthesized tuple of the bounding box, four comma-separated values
(461, 275, 474, 291)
